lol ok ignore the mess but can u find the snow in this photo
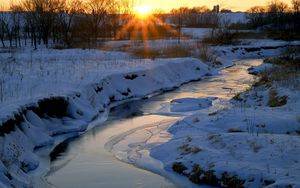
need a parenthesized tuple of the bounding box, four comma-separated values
(248, 63, 274, 75)
(182, 28, 211, 39)
(220, 13, 248, 24)
(1, 28, 300, 188)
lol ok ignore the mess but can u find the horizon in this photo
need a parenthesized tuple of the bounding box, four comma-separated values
(0, 0, 293, 12)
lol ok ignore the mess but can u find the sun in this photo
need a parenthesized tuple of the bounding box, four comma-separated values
(135, 5, 152, 19)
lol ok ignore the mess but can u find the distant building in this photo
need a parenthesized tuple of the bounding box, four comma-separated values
(212, 5, 220, 13)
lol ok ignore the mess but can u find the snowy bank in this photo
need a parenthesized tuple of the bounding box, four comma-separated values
(150, 55, 300, 188)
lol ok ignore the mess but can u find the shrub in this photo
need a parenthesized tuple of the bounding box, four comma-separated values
(221, 172, 245, 188)
(188, 164, 203, 184)
(196, 42, 217, 63)
(179, 143, 202, 155)
(202, 26, 240, 45)
(268, 89, 288, 107)
(4, 171, 13, 180)
(202, 170, 219, 186)
(172, 162, 188, 174)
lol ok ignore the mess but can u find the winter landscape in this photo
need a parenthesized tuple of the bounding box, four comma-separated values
(0, 0, 300, 187)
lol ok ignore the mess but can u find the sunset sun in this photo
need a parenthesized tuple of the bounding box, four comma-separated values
(135, 5, 152, 18)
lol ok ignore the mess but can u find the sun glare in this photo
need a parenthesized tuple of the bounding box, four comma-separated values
(135, 5, 152, 19)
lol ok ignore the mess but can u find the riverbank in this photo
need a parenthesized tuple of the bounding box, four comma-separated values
(150, 52, 300, 187)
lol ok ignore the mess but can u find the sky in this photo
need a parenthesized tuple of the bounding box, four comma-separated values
(137, 0, 290, 12)
(0, 0, 293, 12)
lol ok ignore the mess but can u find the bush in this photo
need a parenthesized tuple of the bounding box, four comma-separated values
(196, 42, 217, 62)
(202, 170, 219, 186)
(202, 26, 240, 45)
(268, 89, 288, 107)
(172, 162, 188, 174)
(221, 172, 245, 188)
(188, 164, 203, 184)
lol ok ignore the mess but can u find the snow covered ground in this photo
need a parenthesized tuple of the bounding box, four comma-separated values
(0, 35, 299, 188)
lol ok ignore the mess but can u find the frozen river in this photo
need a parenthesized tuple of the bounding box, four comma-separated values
(46, 59, 263, 188)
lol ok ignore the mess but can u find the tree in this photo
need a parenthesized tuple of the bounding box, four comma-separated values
(21, 0, 66, 48)
(247, 6, 266, 28)
(292, 0, 300, 13)
(267, 0, 289, 29)
(0, 6, 7, 47)
(57, 0, 84, 46)
(10, 4, 23, 47)
(190, 6, 210, 13)
(86, 0, 113, 40)
(268, 0, 288, 13)
(291, 0, 300, 31)
(0, 10, 14, 47)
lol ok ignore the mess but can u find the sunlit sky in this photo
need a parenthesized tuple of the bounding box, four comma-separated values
(0, 0, 293, 12)
(138, 0, 292, 12)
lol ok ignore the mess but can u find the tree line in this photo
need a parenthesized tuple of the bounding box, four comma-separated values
(0, 0, 299, 49)
(169, 6, 220, 28)
(247, 0, 300, 38)
(0, 0, 135, 49)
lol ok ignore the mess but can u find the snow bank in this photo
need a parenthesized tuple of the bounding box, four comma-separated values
(214, 41, 300, 66)
(151, 57, 300, 188)
(248, 63, 274, 75)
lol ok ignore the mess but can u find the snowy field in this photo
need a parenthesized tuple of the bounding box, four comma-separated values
(0, 48, 131, 106)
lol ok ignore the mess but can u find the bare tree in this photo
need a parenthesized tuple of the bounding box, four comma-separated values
(0, 6, 7, 47)
(0, 10, 15, 47)
(56, 0, 84, 46)
(10, 4, 23, 47)
(170, 8, 187, 44)
(86, 0, 113, 42)
(247, 6, 266, 28)
(21, 0, 66, 48)
(292, 0, 300, 13)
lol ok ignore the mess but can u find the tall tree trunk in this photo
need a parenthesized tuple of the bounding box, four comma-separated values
(0, 37, 5, 48)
